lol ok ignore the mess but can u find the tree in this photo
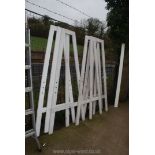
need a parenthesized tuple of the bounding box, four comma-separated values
(105, 0, 129, 51)
(80, 18, 106, 39)
(28, 17, 41, 24)
(42, 15, 50, 25)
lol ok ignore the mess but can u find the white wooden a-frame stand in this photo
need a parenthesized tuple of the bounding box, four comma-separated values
(75, 36, 108, 125)
(36, 26, 80, 136)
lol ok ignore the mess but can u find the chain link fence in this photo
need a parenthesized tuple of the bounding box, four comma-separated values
(31, 63, 118, 109)
(26, 55, 129, 132)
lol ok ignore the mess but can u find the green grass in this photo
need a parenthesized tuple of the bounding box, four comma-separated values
(31, 36, 84, 56)
(31, 36, 48, 51)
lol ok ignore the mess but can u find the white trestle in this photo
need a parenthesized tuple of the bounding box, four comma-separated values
(75, 36, 108, 125)
(36, 26, 80, 136)
(36, 26, 108, 136)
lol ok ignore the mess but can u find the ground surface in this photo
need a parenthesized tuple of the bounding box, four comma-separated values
(25, 101, 129, 155)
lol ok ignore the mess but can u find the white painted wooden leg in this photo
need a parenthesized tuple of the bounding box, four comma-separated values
(101, 41, 108, 111)
(93, 75, 97, 115)
(89, 40, 93, 119)
(97, 43, 103, 111)
(114, 43, 125, 108)
(75, 37, 88, 125)
(44, 27, 62, 133)
(93, 40, 102, 114)
(64, 34, 70, 127)
(48, 30, 65, 134)
(36, 26, 56, 136)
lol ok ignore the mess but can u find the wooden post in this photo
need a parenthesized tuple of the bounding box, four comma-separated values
(114, 43, 125, 107)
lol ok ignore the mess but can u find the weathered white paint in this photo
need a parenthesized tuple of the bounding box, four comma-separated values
(75, 36, 108, 125)
(114, 43, 125, 107)
(36, 27, 108, 136)
(36, 26, 81, 136)
(36, 25, 58, 136)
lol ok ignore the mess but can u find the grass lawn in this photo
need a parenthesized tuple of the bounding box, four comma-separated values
(31, 36, 48, 51)
(31, 36, 84, 56)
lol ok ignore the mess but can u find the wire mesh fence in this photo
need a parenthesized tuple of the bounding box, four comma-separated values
(25, 58, 129, 133)
(31, 63, 118, 110)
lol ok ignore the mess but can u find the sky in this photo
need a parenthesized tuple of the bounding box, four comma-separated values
(25, 0, 108, 25)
